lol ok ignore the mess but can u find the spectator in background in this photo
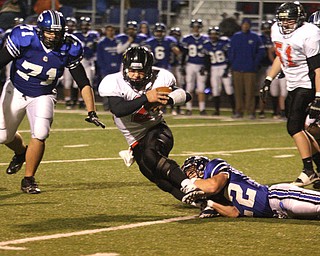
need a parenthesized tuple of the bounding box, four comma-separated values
(229, 18, 265, 119)
(33, 0, 61, 14)
(0, 0, 26, 30)
(97, 25, 121, 111)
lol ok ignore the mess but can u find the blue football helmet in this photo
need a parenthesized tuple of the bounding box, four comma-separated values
(169, 27, 181, 37)
(153, 22, 167, 39)
(308, 11, 320, 28)
(181, 156, 210, 179)
(37, 10, 66, 49)
(190, 19, 203, 28)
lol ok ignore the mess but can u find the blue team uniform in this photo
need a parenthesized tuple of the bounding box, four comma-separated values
(73, 30, 99, 60)
(259, 33, 273, 67)
(181, 34, 208, 65)
(116, 33, 147, 48)
(202, 39, 230, 66)
(6, 24, 83, 97)
(96, 37, 121, 77)
(203, 158, 274, 217)
(144, 36, 178, 69)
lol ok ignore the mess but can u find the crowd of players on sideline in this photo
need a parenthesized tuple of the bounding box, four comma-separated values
(0, 12, 291, 118)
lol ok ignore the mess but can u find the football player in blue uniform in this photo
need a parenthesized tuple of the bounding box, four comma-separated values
(96, 25, 122, 111)
(203, 26, 235, 116)
(143, 22, 181, 70)
(116, 20, 147, 54)
(181, 19, 208, 115)
(73, 16, 100, 108)
(181, 156, 320, 219)
(0, 10, 105, 194)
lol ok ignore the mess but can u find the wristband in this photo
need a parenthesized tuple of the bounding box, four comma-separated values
(316, 92, 320, 97)
(266, 76, 273, 81)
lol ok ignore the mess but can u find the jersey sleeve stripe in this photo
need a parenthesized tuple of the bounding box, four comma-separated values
(6, 36, 20, 57)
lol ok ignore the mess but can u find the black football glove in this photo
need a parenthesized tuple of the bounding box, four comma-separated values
(309, 97, 320, 120)
(85, 111, 105, 129)
(259, 78, 272, 103)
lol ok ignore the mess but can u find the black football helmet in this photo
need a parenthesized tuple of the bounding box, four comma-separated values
(276, 2, 306, 34)
(308, 11, 320, 28)
(181, 156, 210, 179)
(169, 27, 181, 38)
(37, 10, 66, 49)
(153, 22, 167, 39)
(190, 19, 203, 28)
(122, 47, 154, 90)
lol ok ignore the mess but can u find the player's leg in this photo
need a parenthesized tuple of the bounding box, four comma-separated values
(210, 66, 221, 115)
(0, 81, 28, 174)
(196, 65, 207, 115)
(269, 183, 320, 219)
(185, 63, 196, 115)
(22, 94, 55, 193)
(286, 89, 319, 186)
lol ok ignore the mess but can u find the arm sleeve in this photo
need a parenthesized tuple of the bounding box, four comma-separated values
(0, 46, 15, 69)
(307, 53, 320, 71)
(69, 63, 91, 90)
(108, 95, 148, 117)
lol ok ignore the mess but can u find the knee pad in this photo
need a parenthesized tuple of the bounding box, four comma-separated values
(157, 129, 173, 156)
(156, 156, 180, 178)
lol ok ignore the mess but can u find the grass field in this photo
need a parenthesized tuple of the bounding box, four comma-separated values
(1, 104, 319, 256)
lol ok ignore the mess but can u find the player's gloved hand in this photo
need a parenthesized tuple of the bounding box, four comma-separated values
(222, 68, 229, 78)
(309, 97, 320, 120)
(259, 77, 272, 103)
(199, 66, 207, 76)
(179, 66, 186, 76)
(85, 111, 106, 129)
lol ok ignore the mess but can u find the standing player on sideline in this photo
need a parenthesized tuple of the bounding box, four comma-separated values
(181, 19, 208, 115)
(62, 16, 77, 109)
(0, 10, 105, 194)
(182, 156, 320, 219)
(73, 16, 100, 108)
(98, 47, 204, 203)
(143, 22, 181, 71)
(260, 2, 320, 187)
(202, 26, 235, 116)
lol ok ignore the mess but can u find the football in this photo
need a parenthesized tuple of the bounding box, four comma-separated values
(156, 86, 172, 93)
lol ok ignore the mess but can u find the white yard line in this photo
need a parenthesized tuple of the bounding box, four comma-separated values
(0, 147, 296, 166)
(0, 216, 196, 251)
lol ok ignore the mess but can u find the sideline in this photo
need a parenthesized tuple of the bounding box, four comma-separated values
(0, 216, 196, 251)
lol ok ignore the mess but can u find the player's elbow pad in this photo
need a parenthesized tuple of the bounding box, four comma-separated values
(168, 88, 187, 106)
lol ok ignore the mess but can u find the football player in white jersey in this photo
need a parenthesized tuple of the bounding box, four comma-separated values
(98, 47, 205, 203)
(260, 2, 320, 187)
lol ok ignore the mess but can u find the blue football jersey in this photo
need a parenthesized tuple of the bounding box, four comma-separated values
(181, 34, 208, 65)
(202, 39, 230, 66)
(73, 30, 99, 59)
(116, 33, 147, 48)
(96, 37, 121, 77)
(204, 158, 274, 217)
(6, 24, 83, 97)
(143, 36, 178, 69)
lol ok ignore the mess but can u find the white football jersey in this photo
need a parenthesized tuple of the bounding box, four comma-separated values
(99, 67, 176, 146)
(271, 22, 320, 91)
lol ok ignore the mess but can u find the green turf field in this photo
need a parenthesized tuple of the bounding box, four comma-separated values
(1, 104, 319, 256)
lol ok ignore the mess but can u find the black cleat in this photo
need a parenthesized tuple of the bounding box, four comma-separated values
(6, 147, 27, 175)
(21, 177, 41, 194)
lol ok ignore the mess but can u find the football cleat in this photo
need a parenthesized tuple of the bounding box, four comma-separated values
(181, 184, 206, 204)
(6, 147, 27, 174)
(199, 205, 220, 219)
(291, 169, 319, 187)
(21, 177, 41, 194)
